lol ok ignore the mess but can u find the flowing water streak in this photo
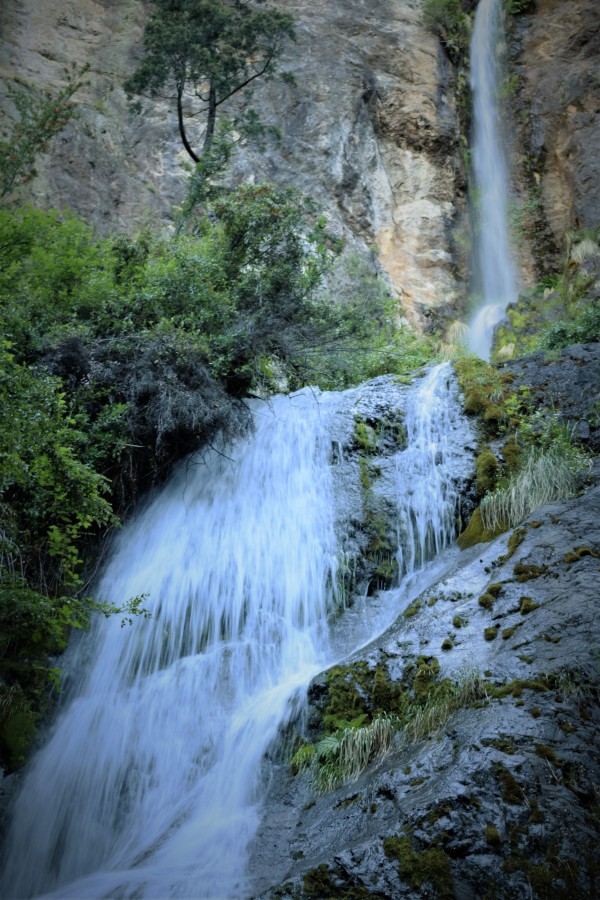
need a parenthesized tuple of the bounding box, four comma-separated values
(396, 362, 466, 577)
(1, 391, 340, 900)
(468, 0, 517, 360)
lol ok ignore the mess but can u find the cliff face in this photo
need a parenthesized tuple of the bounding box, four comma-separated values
(1, 0, 599, 323)
(511, 0, 600, 259)
(0, 0, 466, 326)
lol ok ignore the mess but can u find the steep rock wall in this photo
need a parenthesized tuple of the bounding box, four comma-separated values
(0, 0, 466, 326)
(510, 0, 600, 261)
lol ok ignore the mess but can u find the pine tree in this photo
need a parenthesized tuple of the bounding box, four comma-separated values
(124, 0, 295, 162)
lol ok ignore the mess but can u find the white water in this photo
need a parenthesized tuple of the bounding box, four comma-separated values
(468, 0, 517, 361)
(396, 364, 464, 576)
(1, 365, 469, 900)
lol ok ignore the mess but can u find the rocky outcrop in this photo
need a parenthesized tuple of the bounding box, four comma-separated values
(249, 468, 600, 899)
(0, 0, 467, 325)
(510, 0, 600, 260)
(502, 342, 600, 450)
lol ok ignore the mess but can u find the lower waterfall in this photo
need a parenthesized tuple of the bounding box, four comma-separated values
(1, 363, 471, 900)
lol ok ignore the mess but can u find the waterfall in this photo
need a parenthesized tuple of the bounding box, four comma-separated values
(396, 363, 464, 576)
(467, 0, 517, 361)
(1, 365, 470, 900)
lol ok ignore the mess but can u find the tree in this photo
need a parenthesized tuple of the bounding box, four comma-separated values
(0, 64, 89, 203)
(124, 0, 295, 162)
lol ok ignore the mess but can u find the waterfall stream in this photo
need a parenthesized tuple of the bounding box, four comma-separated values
(1, 364, 471, 900)
(468, 0, 517, 360)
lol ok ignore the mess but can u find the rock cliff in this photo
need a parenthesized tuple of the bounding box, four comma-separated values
(0, 0, 466, 326)
(510, 0, 600, 270)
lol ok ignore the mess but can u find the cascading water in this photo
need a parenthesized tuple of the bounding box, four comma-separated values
(1, 364, 471, 900)
(396, 364, 464, 577)
(467, 0, 518, 361)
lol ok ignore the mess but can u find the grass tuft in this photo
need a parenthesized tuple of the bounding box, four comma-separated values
(480, 444, 587, 533)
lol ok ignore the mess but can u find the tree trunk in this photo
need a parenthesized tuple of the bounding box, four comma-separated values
(177, 86, 199, 163)
(203, 81, 217, 153)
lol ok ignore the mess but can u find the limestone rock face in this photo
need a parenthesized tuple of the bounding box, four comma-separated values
(0, 0, 466, 325)
(513, 0, 600, 248)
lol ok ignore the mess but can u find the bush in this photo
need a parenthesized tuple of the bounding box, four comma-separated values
(539, 301, 600, 351)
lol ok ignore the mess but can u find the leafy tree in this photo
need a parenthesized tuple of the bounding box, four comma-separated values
(0, 64, 89, 203)
(124, 0, 295, 162)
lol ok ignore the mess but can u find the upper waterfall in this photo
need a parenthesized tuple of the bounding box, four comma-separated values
(467, 0, 518, 360)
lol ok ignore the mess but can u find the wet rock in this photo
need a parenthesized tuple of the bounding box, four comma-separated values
(249, 468, 600, 899)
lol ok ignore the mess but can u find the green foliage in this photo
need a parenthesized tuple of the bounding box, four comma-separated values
(296, 659, 487, 793)
(540, 302, 600, 351)
(422, 0, 471, 65)
(310, 252, 438, 390)
(124, 0, 295, 161)
(0, 65, 89, 203)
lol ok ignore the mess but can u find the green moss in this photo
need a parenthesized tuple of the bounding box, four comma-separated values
(412, 656, 441, 701)
(427, 595, 438, 606)
(543, 632, 561, 644)
(441, 638, 454, 651)
(514, 564, 547, 582)
(490, 677, 551, 700)
(502, 624, 520, 640)
(517, 654, 534, 664)
(452, 614, 466, 629)
(323, 663, 371, 727)
(519, 596, 539, 614)
(426, 802, 453, 824)
(488, 583, 504, 597)
(383, 834, 453, 898)
(494, 763, 525, 805)
(564, 546, 599, 563)
(476, 447, 499, 496)
(358, 456, 371, 490)
(485, 823, 502, 847)
(464, 386, 487, 416)
(403, 598, 421, 619)
(484, 627, 498, 641)
(502, 437, 521, 473)
(302, 864, 372, 899)
(457, 507, 498, 549)
(482, 736, 516, 754)
(503, 527, 527, 560)
(372, 663, 402, 713)
(528, 798, 545, 824)
(535, 743, 561, 766)
(559, 720, 575, 734)
(478, 592, 494, 610)
(354, 418, 377, 453)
